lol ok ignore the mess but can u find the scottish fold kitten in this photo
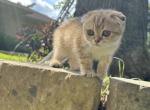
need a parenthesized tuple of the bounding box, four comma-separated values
(50, 9, 126, 79)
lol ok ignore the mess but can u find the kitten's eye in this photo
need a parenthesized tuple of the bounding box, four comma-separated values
(87, 29, 94, 36)
(102, 30, 111, 37)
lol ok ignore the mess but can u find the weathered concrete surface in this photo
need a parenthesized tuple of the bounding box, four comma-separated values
(107, 77, 150, 110)
(0, 60, 101, 110)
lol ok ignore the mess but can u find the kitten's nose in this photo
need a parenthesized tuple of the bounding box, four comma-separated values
(95, 37, 102, 44)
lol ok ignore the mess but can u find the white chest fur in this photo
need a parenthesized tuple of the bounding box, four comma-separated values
(90, 42, 119, 60)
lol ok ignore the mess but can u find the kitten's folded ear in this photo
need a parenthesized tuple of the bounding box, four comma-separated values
(111, 12, 126, 21)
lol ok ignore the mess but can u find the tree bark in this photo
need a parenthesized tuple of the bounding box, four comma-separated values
(74, 0, 150, 80)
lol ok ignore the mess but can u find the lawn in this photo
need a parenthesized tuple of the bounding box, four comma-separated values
(0, 52, 28, 62)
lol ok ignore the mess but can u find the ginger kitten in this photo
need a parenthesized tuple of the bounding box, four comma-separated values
(50, 9, 126, 79)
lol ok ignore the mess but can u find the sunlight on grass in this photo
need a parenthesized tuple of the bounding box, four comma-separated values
(0, 52, 28, 62)
(101, 75, 110, 96)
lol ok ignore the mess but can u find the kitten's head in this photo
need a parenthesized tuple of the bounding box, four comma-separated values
(81, 9, 126, 46)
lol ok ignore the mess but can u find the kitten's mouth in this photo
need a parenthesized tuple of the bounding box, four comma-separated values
(94, 42, 101, 46)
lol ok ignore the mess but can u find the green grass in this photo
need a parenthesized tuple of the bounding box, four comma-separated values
(0, 52, 28, 62)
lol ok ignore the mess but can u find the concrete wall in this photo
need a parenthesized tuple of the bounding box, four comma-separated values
(0, 0, 51, 37)
(0, 60, 149, 110)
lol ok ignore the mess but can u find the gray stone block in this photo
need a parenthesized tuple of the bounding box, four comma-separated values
(0, 60, 101, 110)
(107, 77, 150, 110)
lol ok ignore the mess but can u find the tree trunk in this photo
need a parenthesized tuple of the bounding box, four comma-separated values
(74, 0, 150, 80)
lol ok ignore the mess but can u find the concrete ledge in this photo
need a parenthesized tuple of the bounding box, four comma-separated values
(0, 60, 101, 110)
(107, 77, 150, 110)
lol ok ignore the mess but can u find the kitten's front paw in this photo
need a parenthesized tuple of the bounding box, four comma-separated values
(49, 60, 62, 68)
(86, 72, 97, 77)
(81, 71, 96, 77)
